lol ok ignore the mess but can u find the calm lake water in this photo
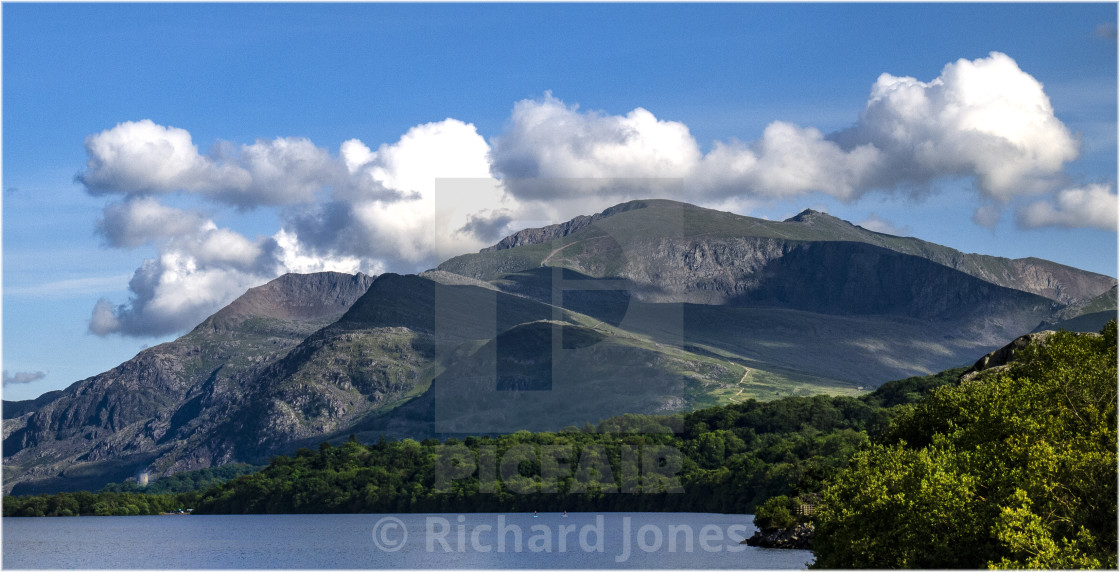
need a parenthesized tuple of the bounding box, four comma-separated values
(3, 512, 814, 569)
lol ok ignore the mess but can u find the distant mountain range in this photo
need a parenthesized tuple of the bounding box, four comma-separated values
(4, 199, 1115, 494)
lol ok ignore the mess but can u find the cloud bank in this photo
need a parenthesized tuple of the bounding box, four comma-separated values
(77, 52, 1115, 338)
(490, 53, 1079, 204)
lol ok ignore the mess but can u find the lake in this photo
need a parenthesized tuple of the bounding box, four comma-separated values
(3, 512, 814, 569)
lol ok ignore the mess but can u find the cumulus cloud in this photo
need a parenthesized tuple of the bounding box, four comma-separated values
(1016, 184, 1118, 231)
(96, 197, 210, 247)
(695, 123, 882, 199)
(3, 370, 47, 386)
(77, 119, 345, 208)
(490, 94, 699, 200)
(283, 118, 503, 269)
(835, 52, 1079, 200)
(88, 119, 504, 336)
(78, 120, 244, 196)
(89, 226, 284, 337)
(211, 137, 344, 208)
(272, 229, 370, 276)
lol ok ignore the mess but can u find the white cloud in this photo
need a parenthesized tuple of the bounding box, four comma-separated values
(97, 197, 210, 247)
(490, 94, 700, 201)
(213, 136, 343, 208)
(284, 118, 504, 269)
(490, 94, 699, 180)
(78, 120, 343, 208)
(1016, 184, 1118, 231)
(856, 214, 911, 236)
(272, 229, 370, 275)
(491, 53, 1079, 205)
(837, 52, 1078, 200)
(89, 226, 284, 337)
(89, 119, 505, 336)
(696, 122, 882, 199)
(78, 119, 246, 196)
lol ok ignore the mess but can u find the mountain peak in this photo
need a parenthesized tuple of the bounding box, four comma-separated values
(786, 208, 836, 223)
(480, 200, 660, 253)
(196, 271, 375, 331)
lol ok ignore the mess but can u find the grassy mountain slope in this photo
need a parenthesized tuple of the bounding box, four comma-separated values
(223, 272, 865, 450)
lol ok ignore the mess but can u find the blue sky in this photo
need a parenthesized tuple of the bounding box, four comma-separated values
(3, 3, 1117, 401)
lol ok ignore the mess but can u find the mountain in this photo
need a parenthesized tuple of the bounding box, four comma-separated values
(438, 199, 1114, 384)
(4, 199, 1115, 495)
(444, 200, 1113, 307)
(2, 272, 373, 495)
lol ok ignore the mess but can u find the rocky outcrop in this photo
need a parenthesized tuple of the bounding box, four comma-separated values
(957, 330, 1090, 383)
(958, 328, 1106, 383)
(742, 522, 815, 549)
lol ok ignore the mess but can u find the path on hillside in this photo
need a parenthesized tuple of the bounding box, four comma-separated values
(728, 365, 751, 403)
(540, 237, 599, 267)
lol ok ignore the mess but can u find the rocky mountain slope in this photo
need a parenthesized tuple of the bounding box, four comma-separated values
(443, 200, 1114, 307)
(438, 199, 1113, 382)
(2, 272, 373, 494)
(4, 199, 1115, 495)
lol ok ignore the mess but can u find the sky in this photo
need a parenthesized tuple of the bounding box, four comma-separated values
(2, 3, 1117, 401)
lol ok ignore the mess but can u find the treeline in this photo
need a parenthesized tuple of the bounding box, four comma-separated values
(3, 490, 197, 517)
(190, 369, 956, 515)
(3, 364, 959, 517)
(3, 464, 260, 517)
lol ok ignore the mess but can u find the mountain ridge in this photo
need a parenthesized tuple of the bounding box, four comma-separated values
(466, 199, 1113, 306)
(3, 199, 1115, 495)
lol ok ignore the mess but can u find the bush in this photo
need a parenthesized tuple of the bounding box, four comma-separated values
(753, 495, 795, 531)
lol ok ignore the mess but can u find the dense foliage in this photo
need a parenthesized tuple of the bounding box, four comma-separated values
(100, 463, 261, 494)
(4, 363, 955, 518)
(812, 323, 1118, 569)
(3, 490, 198, 517)
(752, 495, 797, 531)
(2, 464, 261, 516)
(190, 397, 870, 514)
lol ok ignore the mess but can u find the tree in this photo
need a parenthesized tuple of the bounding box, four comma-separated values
(812, 323, 1118, 569)
(753, 495, 795, 532)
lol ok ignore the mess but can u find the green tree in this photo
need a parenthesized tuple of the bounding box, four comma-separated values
(753, 495, 795, 532)
(812, 323, 1118, 569)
